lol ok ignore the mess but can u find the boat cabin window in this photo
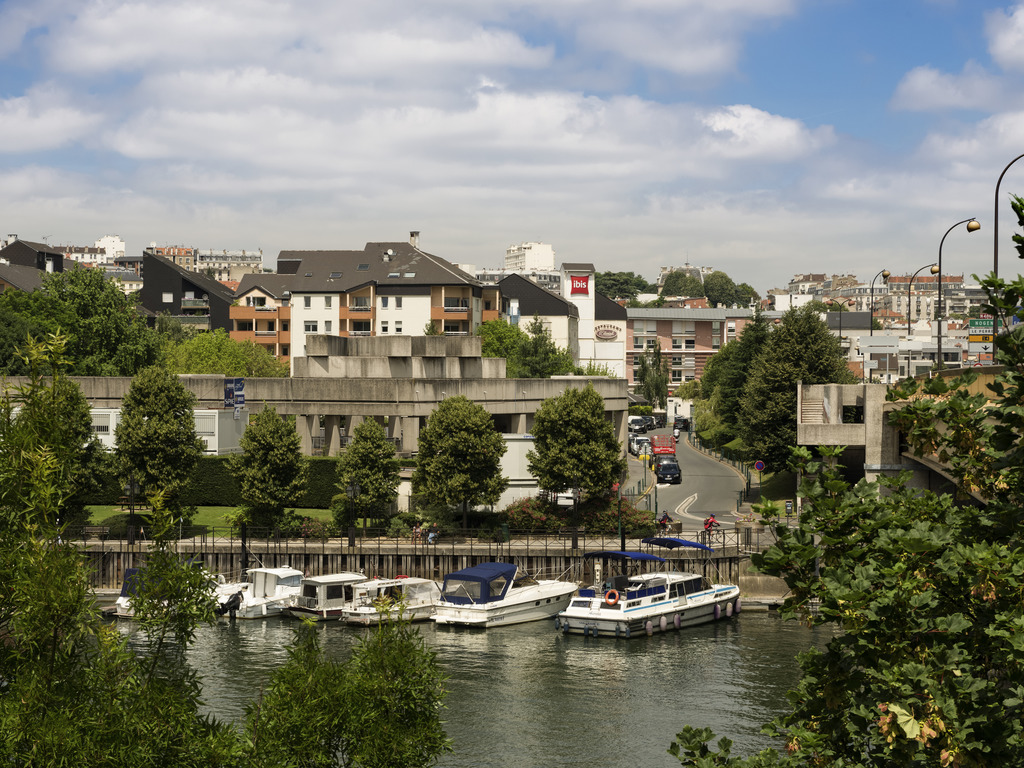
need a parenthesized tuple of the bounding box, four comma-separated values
(443, 578, 482, 600)
(487, 576, 509, 598)
(325, 584, 349, 601)
(280, 574, 302, 588)
(302, 584, 318, 599)
(684, 579, 702, 595)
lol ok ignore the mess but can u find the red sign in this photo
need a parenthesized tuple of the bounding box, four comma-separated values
(570, 275, 590, 295)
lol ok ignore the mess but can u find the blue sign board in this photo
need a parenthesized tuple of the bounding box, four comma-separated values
(224, 378, 245, 407)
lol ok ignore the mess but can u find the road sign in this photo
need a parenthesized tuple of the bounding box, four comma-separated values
(969, 318, 994, 328)
(754, 460, 765, 472)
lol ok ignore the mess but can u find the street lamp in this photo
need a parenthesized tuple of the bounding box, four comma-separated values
(346, 483, 360, 547)
(826, 297, 854, 343)
(869, 269, 890, 336)
(906, 264, 939, 379)
(936, 218, 981, 370)
(993, 152, 1024, 278)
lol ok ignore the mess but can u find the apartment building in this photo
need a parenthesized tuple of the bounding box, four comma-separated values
(231, 274, 293, 363)
(196, 248, 264, 281)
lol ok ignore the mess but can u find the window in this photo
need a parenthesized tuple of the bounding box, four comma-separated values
(304, 321, 318, 333)
(304, 296, 311, 308)
(162, 292, 173, 303)
(357, 264, 370, 271)
(685, 339, 695, 350)
(353, 296, 371, 309)
(381, 322, 388, 333)
(236, 321, 254, 332)
(395, 321, 403, 334)
(281, 345, 289, 356)
(672, 338, 682, 349)
(324, 320, 332, 333)
(352, 321, 371, 335)
(324, 296, 331, 308)
(282, 322, 289, 332)
(381, 297, 388, 309)
(395, 297, 402, 309)
(329, 271, 342, 279)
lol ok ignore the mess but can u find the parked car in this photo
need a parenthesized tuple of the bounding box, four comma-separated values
(673, 416, 690, 431)
(655, 458, 682, 484)
(642, 415, 656, 432)
(629, 435, 652, 457)
(653, 413, 667, 428)
(628, 415, 647, 434)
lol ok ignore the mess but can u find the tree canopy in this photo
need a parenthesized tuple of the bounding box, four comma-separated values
(595, 271, 656, 300)
(333, 418, 401, 529)
(477, 317, 575, 378)
(527, 384, 626, 501)
(162, 328, 289, 377)
(412, 396, 508, 525)
(660, 271, 704, 298)
(634, 343, 670, 410)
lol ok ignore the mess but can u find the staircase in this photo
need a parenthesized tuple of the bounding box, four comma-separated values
(801, 393, 825, 424)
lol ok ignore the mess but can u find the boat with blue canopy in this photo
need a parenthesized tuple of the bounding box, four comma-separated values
(555, 537, 740, 638)
(432, 561, 577, 628)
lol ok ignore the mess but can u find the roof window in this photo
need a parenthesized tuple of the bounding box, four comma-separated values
(329, 271, 342, 279)
(357, 264, 370, 271)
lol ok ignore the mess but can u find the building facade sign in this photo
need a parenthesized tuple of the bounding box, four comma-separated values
(569, 275, 590, 295)
(595, 324, 619, 340)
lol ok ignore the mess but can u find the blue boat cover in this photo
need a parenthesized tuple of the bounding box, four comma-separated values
(441, 562, 519, 604)
(582, 551, 666, 562)
(642, 536, 714, 552)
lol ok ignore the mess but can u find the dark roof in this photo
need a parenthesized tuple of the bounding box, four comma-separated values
(496, 273, 578, 318)
(562, 262, 596, 272)
(235, 273, 295, 300)
(0, 262, 44, 291)
(145, 252, 235, 301)
(595, 292, 627, 320)
(276, 241, 483, 293)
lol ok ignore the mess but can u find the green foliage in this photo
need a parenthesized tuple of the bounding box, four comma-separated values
(669, 275, 1024, 767)
(499, 493, 653, 535)
(413, 396, 509, 525)
(703, 271, 740, 307)
(424, 319, 441, 336)
(660, 270, 705, 298)
(635, 342, 670, 409)
(1013, 194, 1024, 261)
(476, 318, 528, 365)
(527, 384, 627, 501)
(115, 366, 205, 521)
(229, 406, 308, 528)
(595, 271, 656, 300)
(517, 316, 576, 378)
(332, 419, 400, 529)
(163, 328, 289, 377)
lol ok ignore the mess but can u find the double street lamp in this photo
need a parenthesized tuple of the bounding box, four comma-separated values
(936, 218, 981, 370)
(869, 269, 890, 336)
(906, 263, 939, 379)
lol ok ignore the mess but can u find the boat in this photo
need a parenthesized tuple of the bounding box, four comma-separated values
(282, 571, 368, 621)
(109, 566, 247, 619)
(555, 537, 741, 638)
(216, 566, 303, 619)
(343, 576, 441, 625)
(432, 562, 577, 628)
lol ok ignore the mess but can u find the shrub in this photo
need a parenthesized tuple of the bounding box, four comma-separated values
(498, 497, 566, 533)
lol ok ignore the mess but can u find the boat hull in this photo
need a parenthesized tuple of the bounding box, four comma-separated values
(556, 586, 741, 638)
(433, 581, 577, 628)
(344, 602, 436, 625)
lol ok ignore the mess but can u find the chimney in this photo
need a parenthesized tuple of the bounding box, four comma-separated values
(409, 231, 420, 248)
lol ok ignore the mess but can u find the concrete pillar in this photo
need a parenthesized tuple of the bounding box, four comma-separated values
(299, 414, 317, 456)
(323, 415, 342, 456)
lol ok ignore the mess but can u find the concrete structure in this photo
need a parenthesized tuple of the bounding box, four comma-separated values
(196, 248, 264, 281)
(505, 242, 555, 271)
(561, 262, 628, 376)
(88, 407, 247, 455)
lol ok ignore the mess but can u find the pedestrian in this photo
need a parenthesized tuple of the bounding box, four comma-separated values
(427, 522, 439, 544)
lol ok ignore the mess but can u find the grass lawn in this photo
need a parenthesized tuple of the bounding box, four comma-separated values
(758, 470, 798, 505)
(88, 506, 334, 528)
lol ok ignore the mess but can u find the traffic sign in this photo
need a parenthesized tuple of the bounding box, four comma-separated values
(754, 460, 765, 472)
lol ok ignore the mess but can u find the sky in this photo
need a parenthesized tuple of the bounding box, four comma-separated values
(2, 0, 1024, 294)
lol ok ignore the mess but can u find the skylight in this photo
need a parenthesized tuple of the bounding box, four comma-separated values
(403, 272, 416, 278)
(329, 271, 342, 279)
(357, 264, 370, 271)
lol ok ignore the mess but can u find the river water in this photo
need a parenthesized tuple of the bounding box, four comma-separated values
(179, 611, 832, 767)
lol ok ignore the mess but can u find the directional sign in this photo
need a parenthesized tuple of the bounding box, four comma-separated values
(968, 334, 994, 343)
(969, 319, 994, 328)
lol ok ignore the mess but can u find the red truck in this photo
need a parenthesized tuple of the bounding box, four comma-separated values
(650, 434, 676, 456)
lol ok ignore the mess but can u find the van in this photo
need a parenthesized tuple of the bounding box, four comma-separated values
(628, 415, 647, 434)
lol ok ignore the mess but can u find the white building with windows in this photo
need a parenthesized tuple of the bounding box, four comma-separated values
(505, 242, 555, 271)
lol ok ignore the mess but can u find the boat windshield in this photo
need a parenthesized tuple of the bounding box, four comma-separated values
(442, 578, 483, 601)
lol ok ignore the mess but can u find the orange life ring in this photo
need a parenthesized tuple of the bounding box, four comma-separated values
(604, 589, 620, 606)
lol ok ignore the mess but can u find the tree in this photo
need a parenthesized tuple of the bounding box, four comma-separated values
(634, 342, 670, 410)
(660, 271, 704, 298)
(595, 271, 655, 300)
(229, 406, 308, 530)
(163, 328, 289, 377)
(527, 384, 627, 501)
(477, 319, 530, 377)
(738, 306, 853, 470)
(735, 282, 760, 306)
(702, 271, 740, 307)
(412, 396, 508, 527)
(115, 366, 205, 521)
(517, 317, 575, 378)
(333, 419, 400, 530)
(670, 275, 1024, 767)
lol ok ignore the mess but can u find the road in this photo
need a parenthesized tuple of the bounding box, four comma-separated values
(627, 427, 745, 529)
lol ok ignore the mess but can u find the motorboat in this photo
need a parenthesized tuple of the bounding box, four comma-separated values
(282, 571, 368, 621)
(432, 562, 577, 628)
(555, 537, 741, 638)
(109, 566, 246, 619)
(343, 577, 441, 625)
(217, 566, 303, 619)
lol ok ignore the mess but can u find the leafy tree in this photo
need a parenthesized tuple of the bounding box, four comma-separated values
(735, 281, 760, 306)
(703, 271, 740, 307)
(634, 342, 670, 410)
(517, 316, 576, 378)
(115, 366, 205, 522)
(424, 320, 441, 336)
(332, 418, 400, 530)
(1013, 193, 1024, 260)
(737, 305, 853, 470)
(0, 307, 49, 375)
(412, 396, 509, 527)
(163, 327, 289, 377)
(660, 270, 704, 297)
(595, 271, 655, 300)
(527, 384, 627, 501)
(477, 319, 530, 376)
(670, 275, 1024, 767)
(229, 405, 308, 529)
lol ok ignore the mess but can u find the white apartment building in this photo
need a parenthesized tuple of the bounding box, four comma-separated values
(196, 248, 264, 281)
(505, 242, 555, 271)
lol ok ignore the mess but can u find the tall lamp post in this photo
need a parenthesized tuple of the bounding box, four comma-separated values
(937, 218, 981, 370)
(906, 264, 939, 378)
(869, 269, 890, 336)
(994, 152, 1024, 278)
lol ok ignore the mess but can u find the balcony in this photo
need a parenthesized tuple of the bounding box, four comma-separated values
(181, 298, 209, 309)
(178, 315, 211, 329)
(348, 305, 372, 312)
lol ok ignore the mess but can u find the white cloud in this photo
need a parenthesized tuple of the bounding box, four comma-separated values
(891, 61, 1007, 112)
(0, 86, 103, 152)
(986, 3, 1024, 72)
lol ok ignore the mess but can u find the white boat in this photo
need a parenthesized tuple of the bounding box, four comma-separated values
(282, 572, 368, 621)
(555, 537, 741, 638)
(217, 566, 303, 619)
(432, 562, 577, 628)
(343, 577, 441, 625)
(110, 566, 247, 619)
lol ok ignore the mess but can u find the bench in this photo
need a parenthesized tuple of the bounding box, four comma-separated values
(82, 526, 109, 539)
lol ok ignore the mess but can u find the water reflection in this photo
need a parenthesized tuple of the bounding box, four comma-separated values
(179, 613, 830, 766)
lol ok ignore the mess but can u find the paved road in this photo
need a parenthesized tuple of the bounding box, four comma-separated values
(626, 428, 745, 529)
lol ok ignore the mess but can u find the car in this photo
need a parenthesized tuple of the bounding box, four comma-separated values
(673, 416, 690, 431)
(629, 436, 651, 457)
(653, 413, 667, 428)
(627, 415, 647, 434)
(655, 458, 682, 484)
(641, 415, 656, 432)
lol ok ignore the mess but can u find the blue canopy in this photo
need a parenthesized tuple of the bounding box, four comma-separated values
(642, 536, 714, 552)
(440, 562, 519, 604)
(582, 551, 667, 562)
